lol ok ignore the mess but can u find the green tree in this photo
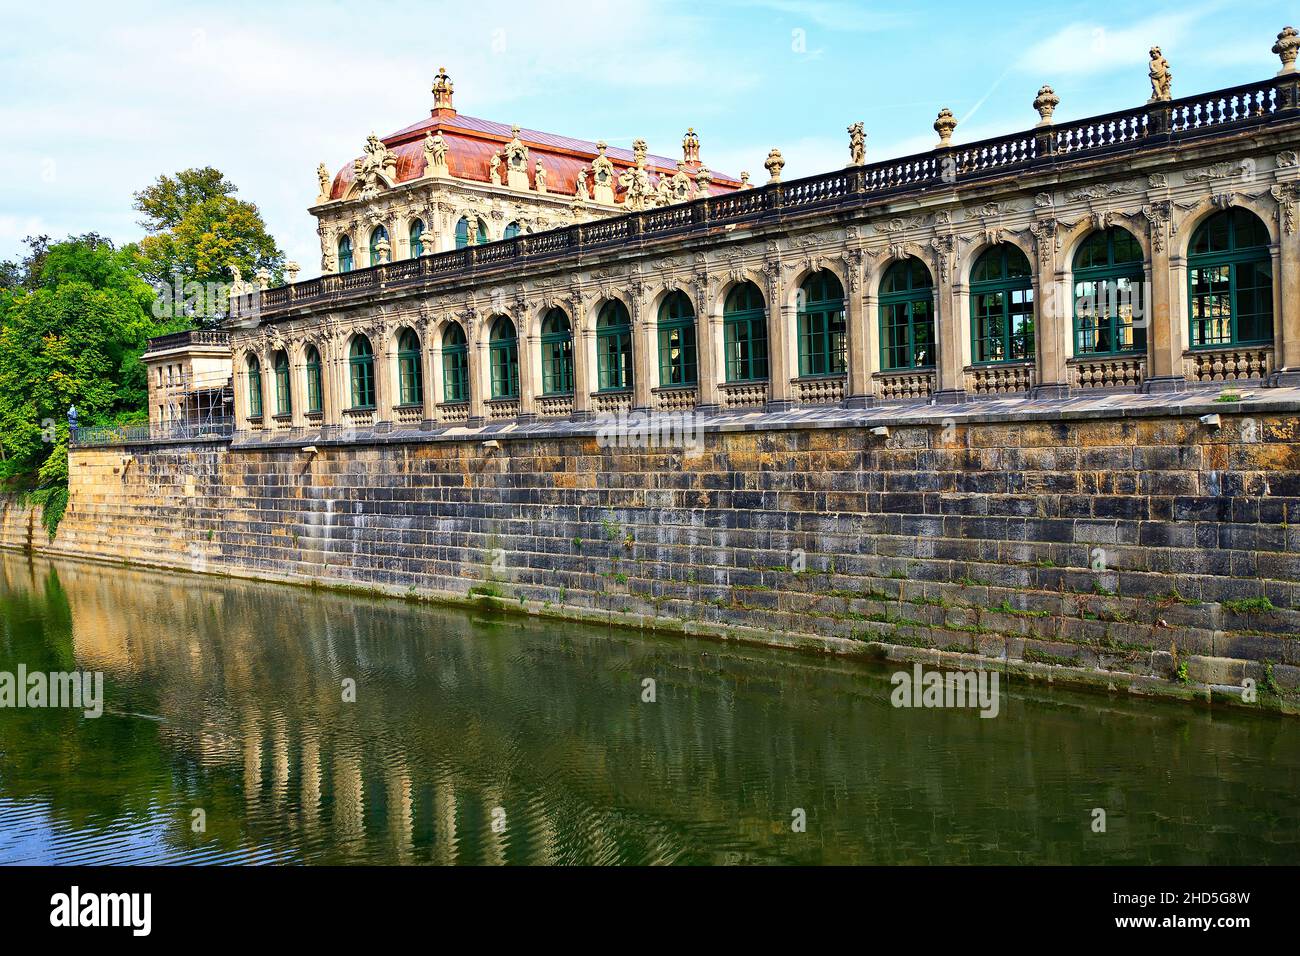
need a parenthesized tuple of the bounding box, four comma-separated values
(126, 167, 284, 325)
(0, 235, 175, 493)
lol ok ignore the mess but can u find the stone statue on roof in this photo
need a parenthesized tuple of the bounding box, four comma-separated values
(1148, 46, 1172, 102)
(424, 130, 449, 177)
(504, 125, 530, 189)
(316, 163, 332, 203)
(847, 122, 866, 166)
(535, 159, 548, 194)
(353, 133, 397, 199)
(591, 141, 615, 205)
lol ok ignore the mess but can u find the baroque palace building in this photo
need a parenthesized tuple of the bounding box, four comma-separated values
(146, 31, 1300, 435)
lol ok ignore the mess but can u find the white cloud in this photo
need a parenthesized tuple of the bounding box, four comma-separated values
(1017, 11, 1209, 77)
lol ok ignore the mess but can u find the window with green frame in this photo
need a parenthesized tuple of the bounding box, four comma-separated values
(1188, 208, 1273, 348)
(305, 346, 323, 414)
(797, 270, 846, 377)
(246, 355, 263, 418)
(723, 281, 768, 382)
(273, 351, 291, 416)
(489, 316, 520, 399)
(504, 221, 521, 240)
(879, 257, 935, 370)
(337, 236, 353, 273)
(409, 220, 425, 258)
(540, 308, 574, 395)
(596, 300, 633, 391)
(442, 324, 469, 403)
(397, 329, 423, 406)
(349, 336, 375, 409)
(970, 244, 1035, 364)
(369, 225, 389, 264)
(1072, 227, 1145, 356)
(657, 290, 697, 387)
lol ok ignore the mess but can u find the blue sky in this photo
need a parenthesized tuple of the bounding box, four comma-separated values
(0, 0, 1289, 275)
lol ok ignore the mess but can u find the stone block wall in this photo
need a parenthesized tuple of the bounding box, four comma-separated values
(17, 409, 1300, 708)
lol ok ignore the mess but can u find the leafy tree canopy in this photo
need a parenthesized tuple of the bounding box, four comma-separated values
(0, 235, 176, 481)
(126, 167, 285, 318)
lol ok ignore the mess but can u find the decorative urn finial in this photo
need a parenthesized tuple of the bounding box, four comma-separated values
(739, 171, 751, 188)
(1033, 85, 1059, 127)
(432, 66, 454, 111)
(1275, 26, 1300, 75)
(764, 148, 785, 184)
(934, 108, 957, 147)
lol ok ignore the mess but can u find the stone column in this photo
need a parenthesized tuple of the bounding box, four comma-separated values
(695, 284, 720, 413)
(844, 257, 874, 407)
(1142, 202, 1186, 392)
(1273, 184, 1300, 384)
(259, 349, 274, 432)
(860, 270, 881, 405)
(933, 260, 968, 403)
(291, 349, 307, 429)
(518, 309, 537, 421)
(764, 269, 794, 410)
(420, 330, 437, 428)
(373, 332, 393, 432)
(631, 293, 653, 412)
(1032, 219, 1070, 398)
(572, 316, 594, 420)
(469, 323, 488, 425)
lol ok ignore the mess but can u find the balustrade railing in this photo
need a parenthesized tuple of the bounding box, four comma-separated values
(71, 417, 235, 447)
(239, 75, 1292, 330)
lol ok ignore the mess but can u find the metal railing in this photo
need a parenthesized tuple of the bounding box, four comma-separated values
(239, 74, 1294, 320)
(71, 417, 235, 448)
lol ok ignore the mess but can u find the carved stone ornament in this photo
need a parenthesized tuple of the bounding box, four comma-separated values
(1272, 182, 1300, 234)
(1142, 201, 1171, 252)
(1275, 26, 1299, 75)
(423, 131, 449, 177)
(934, 108, 957, 148)
(764, 148, 785, 184)
(352, 133, 398, 200)
(1033, 85, 1059, 127)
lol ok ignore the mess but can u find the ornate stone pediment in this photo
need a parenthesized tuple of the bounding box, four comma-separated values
(353, 133, 398, 200)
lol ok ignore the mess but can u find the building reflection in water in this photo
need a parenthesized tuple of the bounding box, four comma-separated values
(0, 552, 1298, 865)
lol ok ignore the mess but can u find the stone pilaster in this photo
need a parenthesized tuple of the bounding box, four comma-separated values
(765, 267, 794, 410)
(1272, 183, 1300, 384)
(1141, 201, 1187, 393)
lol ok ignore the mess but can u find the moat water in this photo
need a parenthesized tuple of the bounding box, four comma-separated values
(0, 552, 1296, 865)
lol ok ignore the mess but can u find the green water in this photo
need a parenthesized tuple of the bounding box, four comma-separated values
(0, 552, 1296, 865)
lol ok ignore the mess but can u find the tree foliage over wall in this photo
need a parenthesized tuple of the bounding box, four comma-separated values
(0, 168, 284, 535)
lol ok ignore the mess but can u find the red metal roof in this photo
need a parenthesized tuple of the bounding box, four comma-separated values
(329, 108, 742, 203)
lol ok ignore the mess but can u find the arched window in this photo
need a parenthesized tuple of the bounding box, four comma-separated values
(879, 258, 935, 370)
(442, 324, 469, 403)
(540, 308, 574, 395)
(489, 316, 520, 399)
(305, 345, 323, 414)
(246, 355, 263, 418)
(596, 300, 633, 391)
(338, 236, 353, 273)
(369, 225, 390, 265)
(723, 282, 768, 382)
(397, 329, 423, 406)
(273, 351, 291, 416)
(504, 221, 521, 240)
(349, 336, 375, 409)
(409, 220, 425, 258)
(1188, 208, 1273, 348)
(971, 244, 1034, 364)
(1073, 227, 1145, 356)
(476, 218, 489, 244)
(797, 270, 846, 377)
(657, 290, 697, 387)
